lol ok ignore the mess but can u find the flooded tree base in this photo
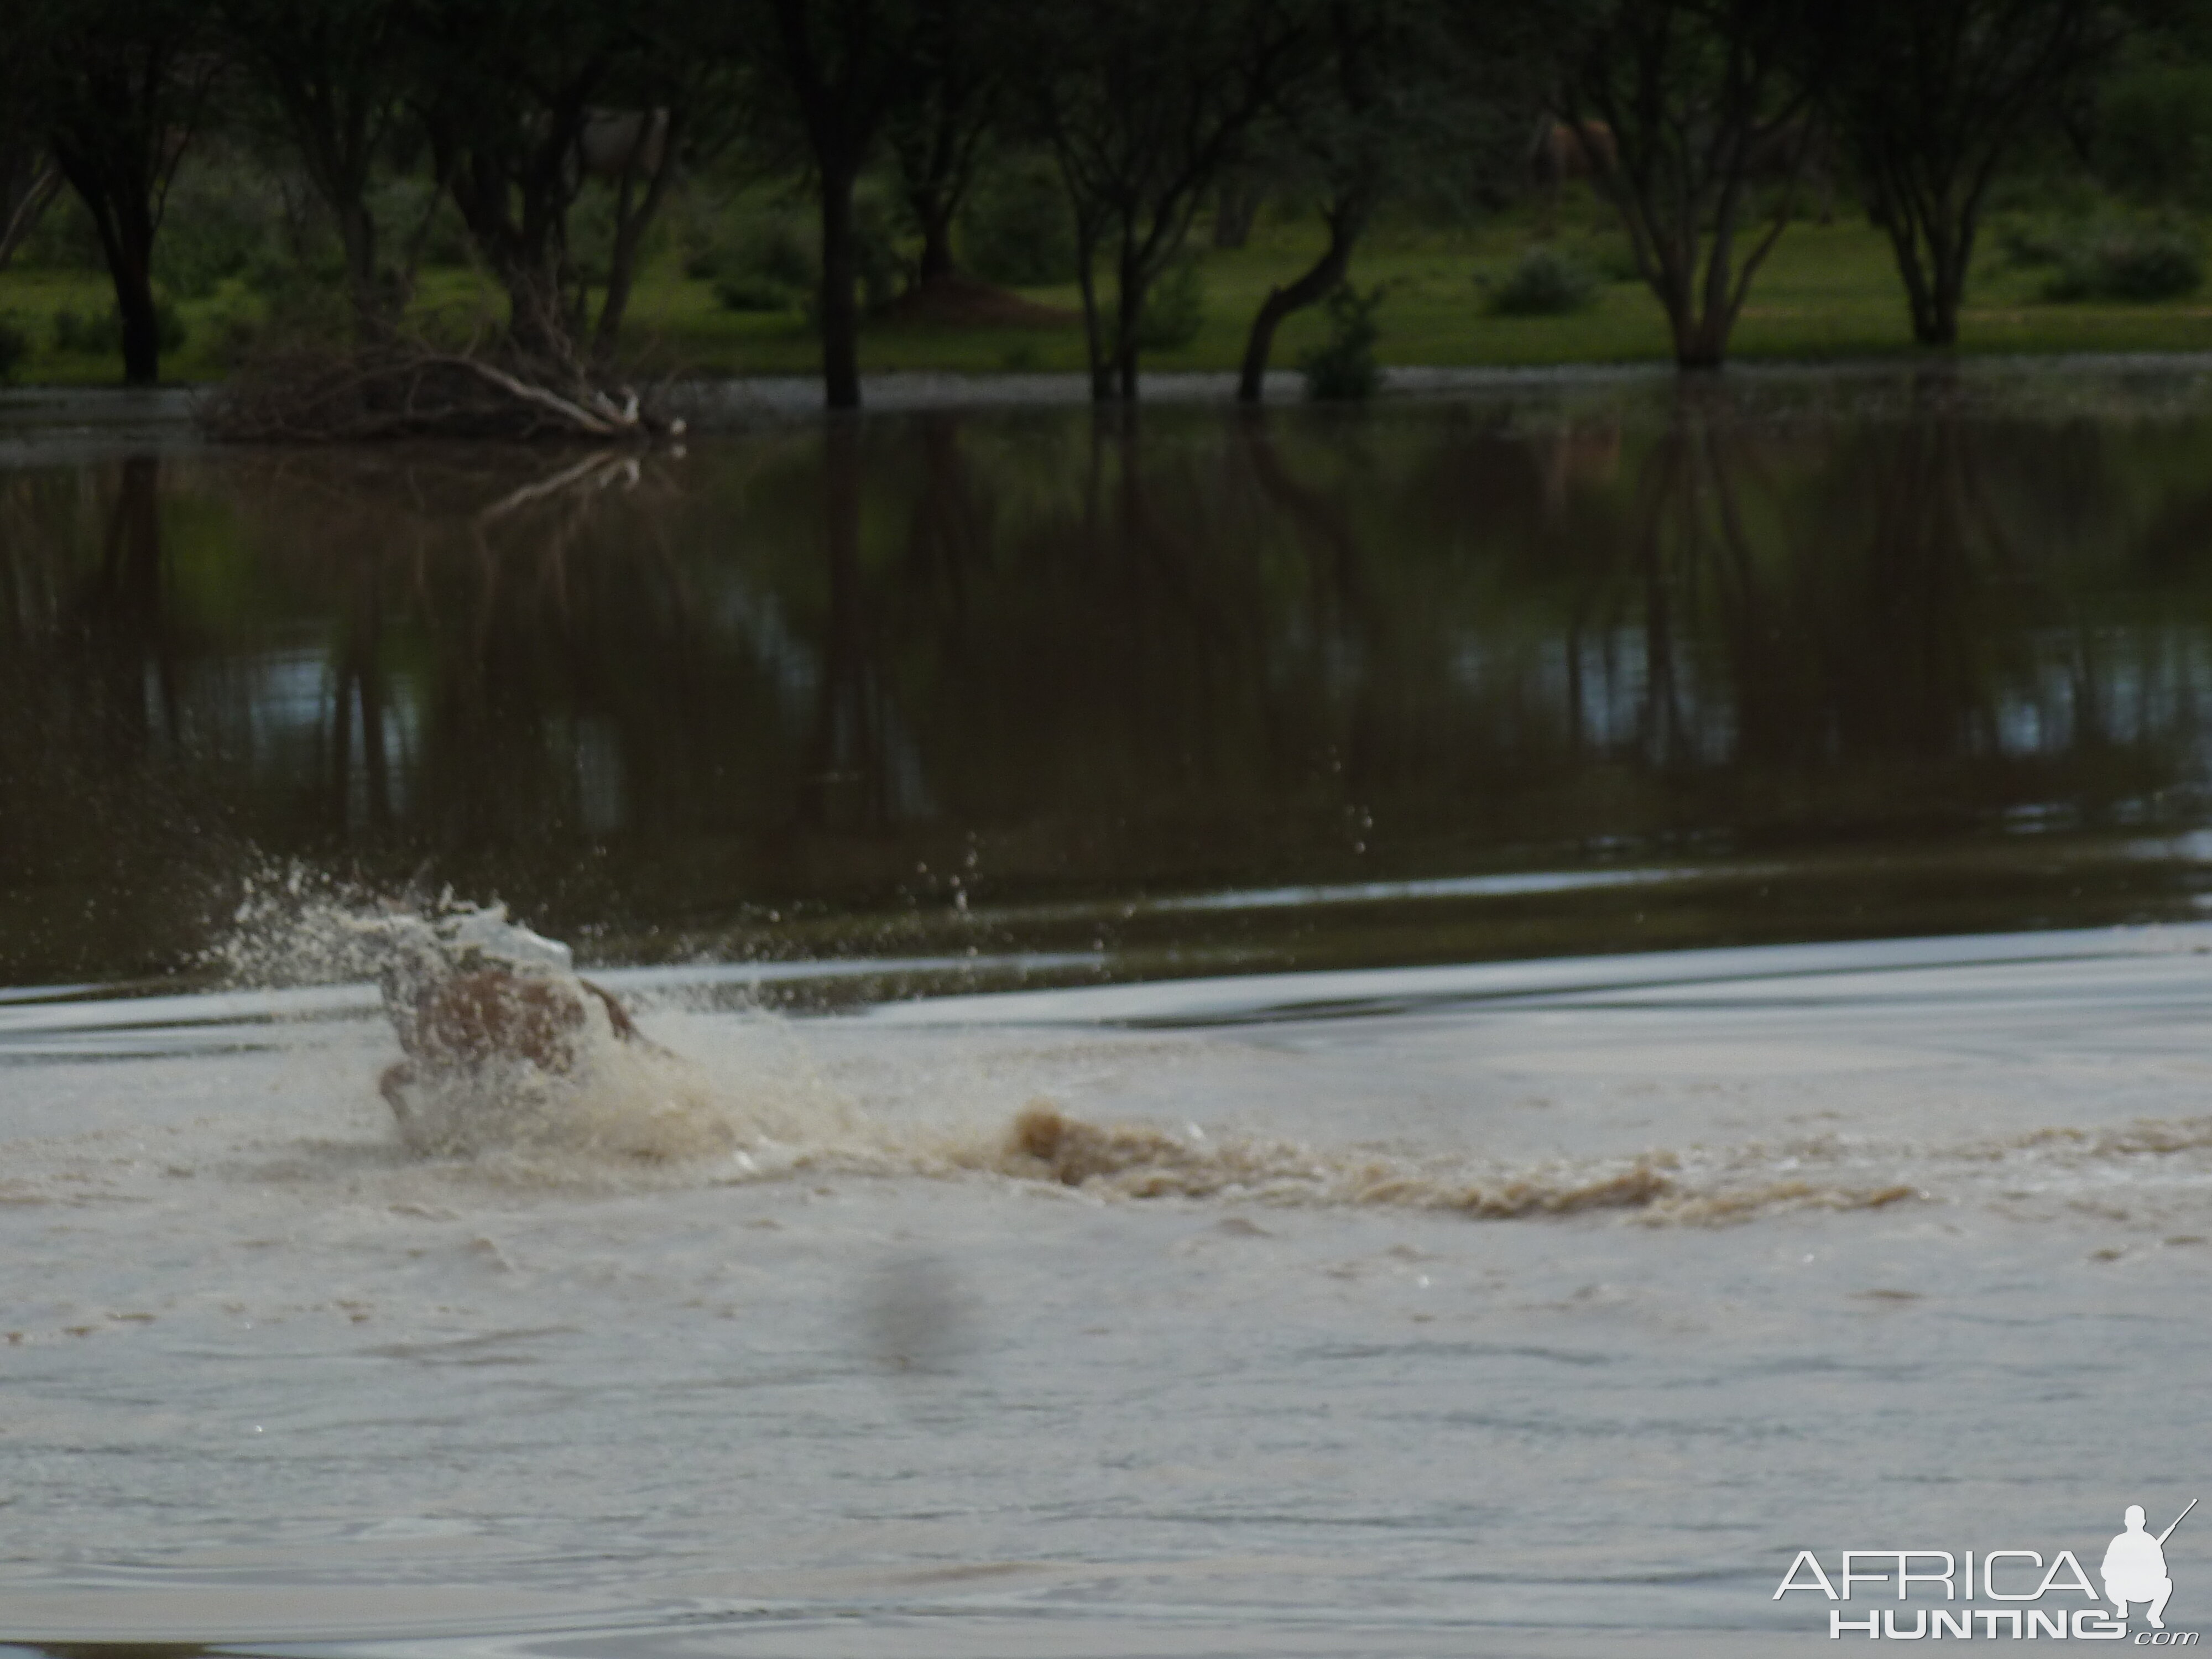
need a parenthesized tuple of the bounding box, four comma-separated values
(196, 338, 686, 443)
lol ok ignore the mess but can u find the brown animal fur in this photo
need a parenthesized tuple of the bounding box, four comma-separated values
(378, 968, 643, 1113)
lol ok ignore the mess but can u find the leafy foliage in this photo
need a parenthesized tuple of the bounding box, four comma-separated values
(1300, 282, 1384, 400)
(2043, 223, 2204, 300)
(51, 295, 187, 356)
(959, 156, 1077, 286)
(1489, 247, 1599, 315)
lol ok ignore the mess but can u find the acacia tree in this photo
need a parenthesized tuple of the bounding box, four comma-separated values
(1025, 0, 1311, 401)
(1820, 0, 2121, 347)
(1235, 0, 1549, 401)
(216, 0, 424, 330)
(1, 29, 62, 272)
(409, 0, 703, 362)
(33, 0, 216, 383)
(1559, 0, 1819, 369)
(742, 0, 933, 410)
(885, 0, 1007, 288)
(410, 0, 623, 358)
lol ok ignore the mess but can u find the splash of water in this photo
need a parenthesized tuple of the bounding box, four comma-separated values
(196, 866, 2212, 1228)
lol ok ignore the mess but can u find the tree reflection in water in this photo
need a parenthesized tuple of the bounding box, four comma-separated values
(6, 380, 2212, 986)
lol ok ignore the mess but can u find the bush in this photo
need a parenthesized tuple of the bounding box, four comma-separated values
(851, 189, 908, 307)
(51, 296, 189, 357)
(1301, 283, 1385, 402)
(0, 314, 28, 381)
(961, 158, 1077, 286)
(2095, 61, 2212, 208)
(1489, 246, 1599, 315)
(1995, 218, 2069, 270)
(152, 159, 283, 299)
(383, 181, 473, 270)
(1585, 236, 1644, 283)
(13, 191, 105, 271)
(744, 216, 820, 293)
(1123, 253, 1206, 352)
(2043, 225, 2204, 302)
(714, 273, 802, 313)
(51, 307, 107, 354)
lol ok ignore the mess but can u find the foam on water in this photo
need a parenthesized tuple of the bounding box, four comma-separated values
(176, 875, 2212, 1229)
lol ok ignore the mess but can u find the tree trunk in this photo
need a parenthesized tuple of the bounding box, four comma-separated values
(102, 204, 161, 384)
(818, 162, 863, 411)
(595, 121, 683, 355)
(915, 190, 956, 284)
(1213, 178, 1262, 249)
(1074, 223, 1112, 401)
(1, 159, 62, 272)
(503, 264, 569, 363)
(58, 157, 164, 384)
(114, 261, 161, 385)
(335, 199, 389, 334)
(1114, 251, 1142, 402)
(1235, 195, 1369, 403)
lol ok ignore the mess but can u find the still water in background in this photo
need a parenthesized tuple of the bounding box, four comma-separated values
(9, 364, 2212, 991)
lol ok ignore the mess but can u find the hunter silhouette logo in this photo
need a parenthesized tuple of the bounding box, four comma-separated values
(1776, 1499, 2199, 1641)
(2106, 1501, 2193, 1631)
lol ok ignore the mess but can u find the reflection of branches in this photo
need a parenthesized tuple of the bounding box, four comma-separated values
(329, 549, 391, 832)
(898, 415, 990, 643)
(476, 450, 642, 526)
(84, 456, 174, 756)
(797, 422, 876, 831)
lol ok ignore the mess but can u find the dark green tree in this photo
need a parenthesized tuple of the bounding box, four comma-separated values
(215, 0, 423, 328)
(1235, 0, 1550, 401)
(1821, 0, 2124, 346)
(1558, 0, 1819, 369)
(0, 20, 62, 273)
(1023, 0, 1312, 401)
(886, 0, 1009, 288)
(745, 0, 933, 409)
(411, 0, 697, 360)
(33, 0, 217, 382)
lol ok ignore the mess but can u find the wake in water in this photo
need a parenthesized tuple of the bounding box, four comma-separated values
(200, 870, 2212, 1227)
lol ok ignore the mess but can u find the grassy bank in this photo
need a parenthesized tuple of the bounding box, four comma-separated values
(9, 195, 2212, 387)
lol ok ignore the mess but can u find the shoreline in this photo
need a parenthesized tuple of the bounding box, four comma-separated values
(8, 347, 2212, 460)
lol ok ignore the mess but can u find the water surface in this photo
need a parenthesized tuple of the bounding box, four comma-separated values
(9, 364, 2212, 1657)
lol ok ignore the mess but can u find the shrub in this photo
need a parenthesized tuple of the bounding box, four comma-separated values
(714, 273, 801, 313)
(51, 306, 107, 353)
(742, 216, 820, 293)
(0, 314, 28, 380)
(850, 190, 908, 307)
(2095, 61, 2212, 208)
(13, 191, 105, 271)
(51, 296, 189, 357)
(153, 160, 283, 299)
(1489, 246, 1599, 315)
(1585, 236, 1644, 283)
(2043, 225, 2204, 302)
(1996, 218, 2069, 270)
(961, 158, 1077, 286)
(1301, 283, 1385, 402)
(1123, 253, 1206, 352)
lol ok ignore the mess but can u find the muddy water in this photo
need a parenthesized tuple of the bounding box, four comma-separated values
(8, 365, 2212, 1657)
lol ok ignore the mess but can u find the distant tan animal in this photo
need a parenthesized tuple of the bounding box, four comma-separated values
(1530, 119, 1616, 190)
(576, 108, 670, 182)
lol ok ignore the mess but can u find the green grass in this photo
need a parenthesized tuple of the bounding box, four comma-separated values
(11, 191, 2212, 388)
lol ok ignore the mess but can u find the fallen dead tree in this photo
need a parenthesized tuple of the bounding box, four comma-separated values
(196, 336, 687, 444)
